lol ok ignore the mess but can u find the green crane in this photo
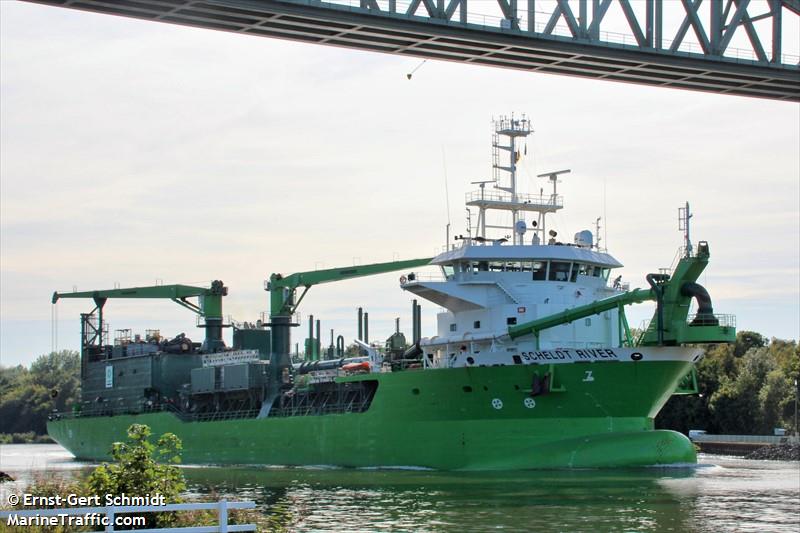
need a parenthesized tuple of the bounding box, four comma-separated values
(508, 242, 735, 347)
(266, 258, 432, 389)
(52, 280, 228, 354)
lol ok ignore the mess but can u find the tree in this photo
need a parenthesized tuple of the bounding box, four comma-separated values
(734, 330, 766, 357)
(86, 424, 185, 528)
(0, 351, 80, 436)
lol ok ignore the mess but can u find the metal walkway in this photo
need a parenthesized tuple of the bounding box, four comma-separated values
(26, 0, 800, 101)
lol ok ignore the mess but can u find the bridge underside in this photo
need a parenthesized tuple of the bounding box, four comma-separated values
(26, 0, 800, 101)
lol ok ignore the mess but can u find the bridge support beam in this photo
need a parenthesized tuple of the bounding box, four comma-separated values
(23, 0, 800, 101)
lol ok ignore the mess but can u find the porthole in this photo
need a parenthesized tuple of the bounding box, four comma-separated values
(463, 386, 473, 393)
(412, 388, 420, 395)
(466, 356, 475, 365)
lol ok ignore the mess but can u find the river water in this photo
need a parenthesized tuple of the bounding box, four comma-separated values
(1, 444, 798, 532)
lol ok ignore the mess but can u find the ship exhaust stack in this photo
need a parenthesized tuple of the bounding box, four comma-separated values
(315, 319, 321, 361)
(412, 299, 421, 344)
(307, 314, 314, 361)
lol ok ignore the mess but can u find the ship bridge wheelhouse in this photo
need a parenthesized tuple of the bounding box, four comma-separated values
(400, 243, 624, 312)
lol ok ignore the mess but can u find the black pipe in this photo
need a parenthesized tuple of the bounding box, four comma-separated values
(680, 282, 719, 326)
(415, 302, 421, 343)
(358, 307, 363, 341)
(307, 314, 314, 362)
(337, 335, 345, 356)
(412, 300, 419, 343)
(364, 312, 369, 343)
(315, 319, 321, 361)
(403, 341, 423, 359)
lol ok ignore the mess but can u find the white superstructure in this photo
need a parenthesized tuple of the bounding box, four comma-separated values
(401, 115, 635, 368)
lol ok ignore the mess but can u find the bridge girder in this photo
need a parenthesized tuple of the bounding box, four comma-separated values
(24, 0, 800, 101)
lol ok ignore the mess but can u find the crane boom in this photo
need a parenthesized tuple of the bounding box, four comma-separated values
(52, 283, 218, 304)
(266, 257, 432, 395)
(268, 258, 432, 316)
(52, 280, 229, 352)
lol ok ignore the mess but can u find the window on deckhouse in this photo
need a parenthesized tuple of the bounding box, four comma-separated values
(531, 261, 547, 280)
(549, 261, 571, 282)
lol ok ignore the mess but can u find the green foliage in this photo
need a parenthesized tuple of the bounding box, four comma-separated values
(5, 475, 87, 533)
(0, 350, 80, 435)
(86, 424, 185, 528)
(657, 334, 800, 435)
(734, 330, 767, 357)
(0, 432, 54, 444)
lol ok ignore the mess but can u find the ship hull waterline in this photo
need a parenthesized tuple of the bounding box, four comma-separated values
(48, 360, 697, 470)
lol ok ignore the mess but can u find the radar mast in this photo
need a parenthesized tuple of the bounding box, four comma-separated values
(466, 115, 565, 246)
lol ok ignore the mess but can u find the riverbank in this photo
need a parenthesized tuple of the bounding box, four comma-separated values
(746, 442, 800, 461)
(0, 433, 54, 445)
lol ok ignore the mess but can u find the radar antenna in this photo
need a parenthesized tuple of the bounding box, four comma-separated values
(464, 116, 564, 247)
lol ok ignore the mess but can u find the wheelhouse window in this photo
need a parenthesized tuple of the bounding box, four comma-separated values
(549, 261, 571, 282)
(602, 268, 611, 280)
(578, 264, 592, 277)
(592, 266, 602, 277)
(520, 261, 533, 272)
(442, 265, 455, 279)
(570, 263, 579, 282)
(489, 261, 506, 272)
(532, 261, 548, 280)
(473, 321, 481, 329)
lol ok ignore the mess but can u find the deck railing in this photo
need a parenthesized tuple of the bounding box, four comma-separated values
(48, 404, 260, 423)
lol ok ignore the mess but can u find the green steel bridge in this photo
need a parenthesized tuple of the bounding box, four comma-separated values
(25, 0, 800, 101)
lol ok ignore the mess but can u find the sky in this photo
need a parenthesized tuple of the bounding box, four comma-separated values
(1, 1, 798, 367)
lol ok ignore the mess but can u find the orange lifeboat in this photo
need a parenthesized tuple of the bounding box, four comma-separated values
(341, 361, 371, 373)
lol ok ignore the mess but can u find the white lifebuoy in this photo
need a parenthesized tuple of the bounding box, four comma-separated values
(399, 275, 407, 284)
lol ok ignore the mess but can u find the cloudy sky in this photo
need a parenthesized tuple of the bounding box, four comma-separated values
(1, 1, 798, 367)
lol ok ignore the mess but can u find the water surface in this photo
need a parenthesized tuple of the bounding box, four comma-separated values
(1, 444, 797, 532)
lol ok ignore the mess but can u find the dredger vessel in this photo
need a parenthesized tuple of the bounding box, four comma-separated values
(48, 116, 735, 469)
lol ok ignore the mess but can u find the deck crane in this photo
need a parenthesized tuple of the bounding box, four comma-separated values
(266, 258, 432, 390)
(52, 281, 228, 377)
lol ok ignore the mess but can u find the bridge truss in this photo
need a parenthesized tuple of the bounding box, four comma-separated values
(25, 0, 800, 101)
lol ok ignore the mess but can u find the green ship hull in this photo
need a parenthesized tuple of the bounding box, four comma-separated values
(48, 360, 696, 470)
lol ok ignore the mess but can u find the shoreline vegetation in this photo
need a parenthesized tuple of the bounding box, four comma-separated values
(0, 433, 55, 444)
(1, 424, 285, 533)
(1, 331, 798, 449)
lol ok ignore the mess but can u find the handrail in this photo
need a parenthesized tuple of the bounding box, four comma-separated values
(48, 404, 260, 423)
(465, 189, 563, 208)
